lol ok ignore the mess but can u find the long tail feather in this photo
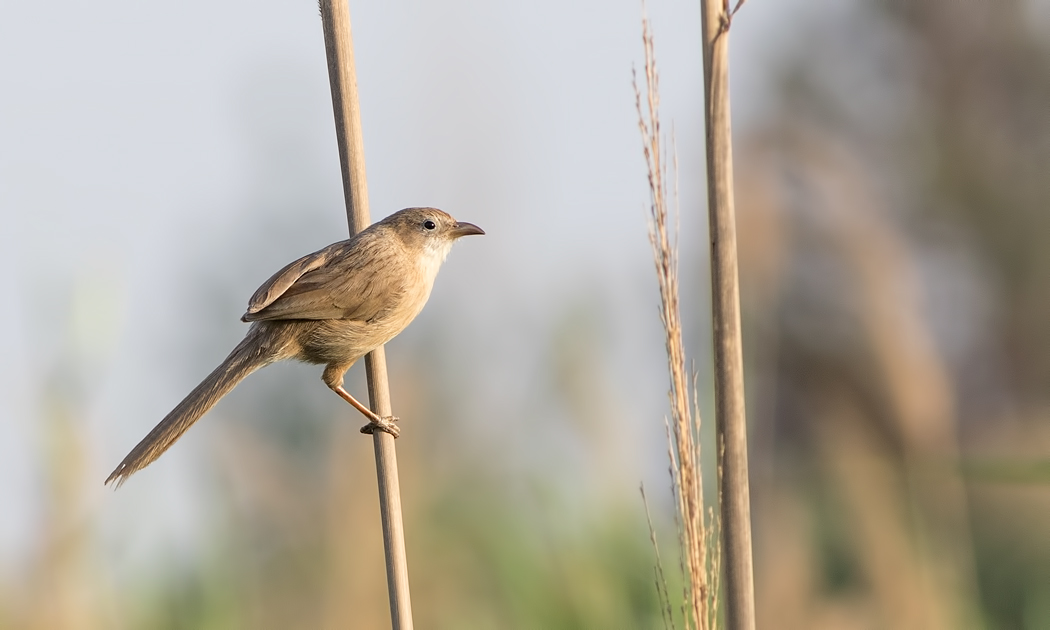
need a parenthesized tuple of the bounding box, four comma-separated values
(106, 325, 282, 487)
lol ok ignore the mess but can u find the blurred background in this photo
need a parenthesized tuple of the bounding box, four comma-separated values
(2, 0, 1048, 627)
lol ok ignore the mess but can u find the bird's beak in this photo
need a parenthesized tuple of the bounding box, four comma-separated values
(451, 221, 485, 238)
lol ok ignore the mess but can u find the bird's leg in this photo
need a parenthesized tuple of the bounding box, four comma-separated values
(322, 364, 400, 438)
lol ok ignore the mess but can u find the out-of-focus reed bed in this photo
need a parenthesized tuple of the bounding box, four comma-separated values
(3, 383, 112, 630)
(735, 2, 1050, 628)
(738, 135, 979, 628)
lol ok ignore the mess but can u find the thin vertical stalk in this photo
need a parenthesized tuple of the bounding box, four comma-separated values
(319, 1, 414, 628)
(699, 2, 755, 629)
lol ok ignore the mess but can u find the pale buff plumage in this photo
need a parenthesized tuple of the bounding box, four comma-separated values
(106, 207, 483, 487)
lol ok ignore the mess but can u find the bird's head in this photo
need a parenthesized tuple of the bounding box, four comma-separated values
(382, 207, 484, 268)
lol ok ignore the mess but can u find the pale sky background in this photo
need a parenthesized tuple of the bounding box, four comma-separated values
(0, 0, 862, 574)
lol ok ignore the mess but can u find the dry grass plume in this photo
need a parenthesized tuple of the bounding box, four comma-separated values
(635, 14, 721, 630)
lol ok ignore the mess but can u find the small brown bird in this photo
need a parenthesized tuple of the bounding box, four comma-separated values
(106, 207, 484, 486)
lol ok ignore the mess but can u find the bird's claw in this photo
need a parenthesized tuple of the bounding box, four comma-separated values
(361, 415, 401, 438)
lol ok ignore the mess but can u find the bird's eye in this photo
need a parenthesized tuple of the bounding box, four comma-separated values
(423, 220, 437, 230)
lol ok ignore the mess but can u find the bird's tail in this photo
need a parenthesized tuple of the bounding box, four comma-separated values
(106, 324, 284, 487)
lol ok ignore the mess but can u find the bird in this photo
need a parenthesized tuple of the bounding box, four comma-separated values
(106, 207, 484, 487)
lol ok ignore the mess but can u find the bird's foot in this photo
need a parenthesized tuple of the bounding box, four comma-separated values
(361, 415, 401, 438)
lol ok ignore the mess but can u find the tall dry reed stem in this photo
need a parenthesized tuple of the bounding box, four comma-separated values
(635, 15, 720, 630)
(320, 1, 414, 627)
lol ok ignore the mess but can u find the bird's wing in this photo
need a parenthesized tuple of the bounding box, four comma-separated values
(243, 247, 334, 316)
(241, 236, 407, 322)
